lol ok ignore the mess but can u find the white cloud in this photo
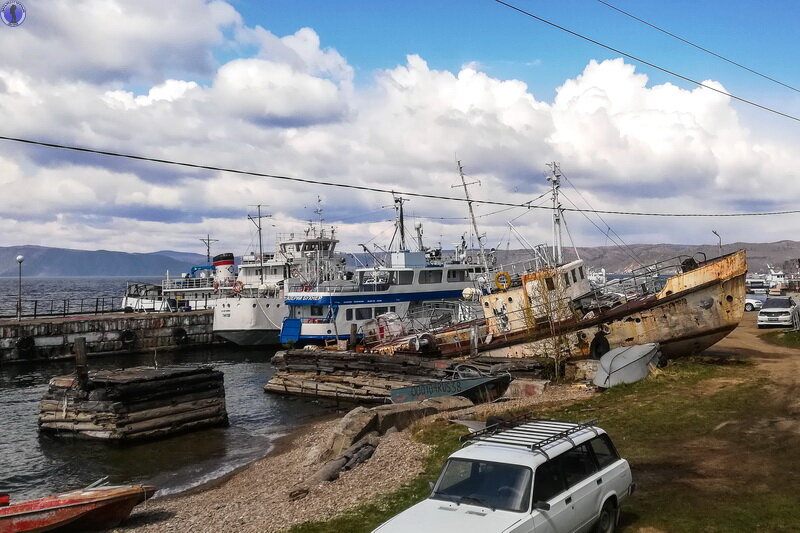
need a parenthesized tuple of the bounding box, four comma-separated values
(0, 8, 799, 258)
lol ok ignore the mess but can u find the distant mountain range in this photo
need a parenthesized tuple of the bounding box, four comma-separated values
(1, 241, 799, 277)
(0, 246, 201, 277)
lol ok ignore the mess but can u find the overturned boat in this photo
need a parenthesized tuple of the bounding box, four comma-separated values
(593, 343, 661, 388)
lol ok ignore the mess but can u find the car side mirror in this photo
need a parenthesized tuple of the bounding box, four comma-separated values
(533, 501, 550, 511)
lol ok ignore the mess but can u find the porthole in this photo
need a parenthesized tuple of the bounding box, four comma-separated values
(726, 295, 733, 303)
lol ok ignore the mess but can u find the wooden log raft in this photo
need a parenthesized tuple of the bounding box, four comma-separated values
(38, 365, 228, 442)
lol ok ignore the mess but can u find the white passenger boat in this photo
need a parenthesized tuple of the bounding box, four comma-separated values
(213, 224, 344, 345)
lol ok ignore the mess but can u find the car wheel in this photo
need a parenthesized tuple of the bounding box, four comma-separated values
(745, 303, 754, 312)
(595, 500, 618, 533)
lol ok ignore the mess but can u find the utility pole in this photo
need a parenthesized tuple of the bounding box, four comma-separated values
(453, 161, 489, 273)
(248, 205, 272, 285)
(199, 234, 219, 264)
(546, 162, 563, 265)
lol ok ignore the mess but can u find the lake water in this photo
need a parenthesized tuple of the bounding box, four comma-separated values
(0, 277, 332, 500)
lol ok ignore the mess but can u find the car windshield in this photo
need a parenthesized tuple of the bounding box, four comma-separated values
(431, 459, 532, 512)
(764, 299, 792, 308)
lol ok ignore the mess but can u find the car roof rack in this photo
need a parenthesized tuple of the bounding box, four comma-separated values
(460, 415, 600, 460)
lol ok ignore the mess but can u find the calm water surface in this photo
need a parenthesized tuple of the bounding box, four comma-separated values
(0, 278, 331, 500)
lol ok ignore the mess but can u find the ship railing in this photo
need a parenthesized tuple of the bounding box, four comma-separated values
(285, 282, 360, 294)
(0, 296, 126, 319)
(162, 277, 216, 290)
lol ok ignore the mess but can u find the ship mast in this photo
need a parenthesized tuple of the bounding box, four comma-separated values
(454, 161, 489, 273)
(199, 234, 218, 265)
(546, 162, 563, 266)
(248, 205, 272, 286)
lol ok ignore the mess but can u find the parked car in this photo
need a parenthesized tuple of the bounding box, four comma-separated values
(744, 297, 763, 312)
(372, 419, 634, 533)
(757, 297, 800, 329)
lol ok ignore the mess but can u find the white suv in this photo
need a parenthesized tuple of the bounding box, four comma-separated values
(373, 419, 633, 533)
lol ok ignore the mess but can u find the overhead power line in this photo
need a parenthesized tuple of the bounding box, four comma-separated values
(0, 134, 798, 218)
(492, 0, 800, 124)
(595, 0, 800, 95)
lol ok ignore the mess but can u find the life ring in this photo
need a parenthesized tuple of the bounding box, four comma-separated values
(494, 271, 512, 290)
(212, 281, 220, 294)
(232, 280, 245, 293)
(291, 269, 301, 278)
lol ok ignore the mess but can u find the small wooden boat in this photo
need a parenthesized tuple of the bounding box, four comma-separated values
(391, 364, 512, 404)
(592, 343, 661, 388)
(0, 483, 156, 533)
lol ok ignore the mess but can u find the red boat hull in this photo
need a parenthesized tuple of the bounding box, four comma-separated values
(0, 485, 156, 533)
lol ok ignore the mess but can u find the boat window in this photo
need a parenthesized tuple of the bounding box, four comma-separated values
(390, 306, 396, 312)
(571, 269, 578, 283)
(532, 458, 566, 503)
(563, 273, 571, 287)
(397, 270, 414, 285)
(588, 435, 620, 469)
(560, 444, 598, 488)
(419, 270, 443, 284)
(447, 269, 467, 282)
(310, 306, 324, 316)
(346, 309, 353, 321)
(356, 308, 373, 320)
(579, 266, 585, 280)
(545, 277, 555, 291)
(375, 306, 389, 316)
(433, 459, 532, 513)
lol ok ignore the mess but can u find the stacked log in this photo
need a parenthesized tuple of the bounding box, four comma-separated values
(39, 366, 228, 441)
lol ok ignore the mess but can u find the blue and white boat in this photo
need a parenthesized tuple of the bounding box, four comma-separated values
(279, 250, 484, 344)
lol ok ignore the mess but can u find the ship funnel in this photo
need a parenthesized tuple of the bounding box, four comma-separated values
(213, 253, 236, 281)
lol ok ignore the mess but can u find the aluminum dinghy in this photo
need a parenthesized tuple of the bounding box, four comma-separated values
(593, 343, 661, 388)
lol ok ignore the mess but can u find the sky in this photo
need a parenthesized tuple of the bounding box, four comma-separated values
(1, 0, 800, 259)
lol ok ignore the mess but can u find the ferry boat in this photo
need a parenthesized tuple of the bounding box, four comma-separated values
(213, 223, 344, 345)
(279, 249, 484, 344)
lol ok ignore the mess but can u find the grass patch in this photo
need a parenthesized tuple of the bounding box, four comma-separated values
(759, 329, 800, 350)
(287, 358, 800, 532)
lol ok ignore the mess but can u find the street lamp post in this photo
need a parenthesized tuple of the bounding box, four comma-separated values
(711, 231, 722, 255)
(16, 255, 24, 321)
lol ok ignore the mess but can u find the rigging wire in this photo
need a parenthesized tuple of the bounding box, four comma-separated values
(492, 0, 800, 124)
(594, 0, 800, 95)
(559, 189, 645, 268)
(1, 133, 799, 217)
(559, 171, 647, 266)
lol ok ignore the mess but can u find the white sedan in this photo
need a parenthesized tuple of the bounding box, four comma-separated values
(744, 297, 763, 312)
(757, 297, 800, 328)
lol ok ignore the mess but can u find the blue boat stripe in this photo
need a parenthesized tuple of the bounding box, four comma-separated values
(285, 289, 463, 306)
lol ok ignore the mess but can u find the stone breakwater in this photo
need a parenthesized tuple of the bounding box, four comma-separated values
(0, 310, 215, 363)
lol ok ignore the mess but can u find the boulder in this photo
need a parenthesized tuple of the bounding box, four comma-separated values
(313, 406, 378, 463)
(503, 379, 549, 398)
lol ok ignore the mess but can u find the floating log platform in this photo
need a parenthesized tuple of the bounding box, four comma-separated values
(265, 348, 546, 403)
(39, 365, 228, 441)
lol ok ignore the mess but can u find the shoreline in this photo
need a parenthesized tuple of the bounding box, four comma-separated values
(152, 411, 342, 502)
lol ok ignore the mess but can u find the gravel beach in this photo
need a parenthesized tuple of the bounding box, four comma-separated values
(115, 383, 594, 532)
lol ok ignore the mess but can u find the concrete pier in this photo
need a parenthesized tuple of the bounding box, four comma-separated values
(0, 310, 216, 363)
